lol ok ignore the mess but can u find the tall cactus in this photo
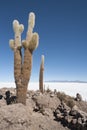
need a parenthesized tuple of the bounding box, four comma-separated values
(9, 12, 39, 105)
(39, 55, 44, 93)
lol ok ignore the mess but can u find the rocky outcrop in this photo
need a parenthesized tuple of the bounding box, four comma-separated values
(0, 104, 31, 130)
(0, 88, 87, 130)
(54, 102, 87, 130)
(32, 91, 60, 113)
(0, 89, 69, 130)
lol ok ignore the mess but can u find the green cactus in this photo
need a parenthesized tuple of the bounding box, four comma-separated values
(39, 55, 44, 93)
(9, 12, 39, 105)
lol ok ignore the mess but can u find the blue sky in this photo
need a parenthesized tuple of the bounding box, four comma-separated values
(0, 0, 87, 82)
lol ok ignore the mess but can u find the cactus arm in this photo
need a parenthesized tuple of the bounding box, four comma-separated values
(20, 12, 39, 104)
(12, 20, 24, 81)
(9, 20, 24, 103)
(23, 12, 39, 51)
(13, 20, 24, 50)
(22, 48, 32, 82)
(9, 39, 15, 50)
(14, 49, 22, 82)
(28, 32, 39, 52)
(22, 12, 39, 84)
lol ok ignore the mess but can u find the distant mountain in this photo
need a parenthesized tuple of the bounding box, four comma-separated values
(45, 80, 87, 83)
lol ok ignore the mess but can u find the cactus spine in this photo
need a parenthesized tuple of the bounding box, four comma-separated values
(9, 12, 39, 105)
(39, 55, 44, 93)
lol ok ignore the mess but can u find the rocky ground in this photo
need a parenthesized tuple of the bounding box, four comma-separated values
(0, 87, 87, 130)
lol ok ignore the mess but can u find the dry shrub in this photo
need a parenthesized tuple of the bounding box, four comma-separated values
(57, 92, 67, 102)
(46, 87, 51, 93)
(57, 91, 75, 108)
(66, 99, 75, 109)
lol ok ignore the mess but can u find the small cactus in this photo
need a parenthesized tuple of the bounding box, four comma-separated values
(39, 55, 44, 93)
(9, 12, 39, 105)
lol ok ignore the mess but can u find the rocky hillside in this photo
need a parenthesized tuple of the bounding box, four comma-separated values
(0, 87, 87, 130)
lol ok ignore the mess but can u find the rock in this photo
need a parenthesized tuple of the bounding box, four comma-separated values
(73, 105, 78, 110)
(32, 93, 60, 111)
(69, 109, 79, 116)
(42, 108, 53, 118)
(0, 103, 31, 130)
(0, 99, 6, 107)
(54, 103, 87, 130)
(78, 117, 82, 123)
(50, 93, 54, 97)
(71, 119, 77, 124)
(75, 93, 82, 101)
(64, 115, 72, 123)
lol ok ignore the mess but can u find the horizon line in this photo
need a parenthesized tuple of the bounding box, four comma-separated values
(0, 80, 87, 83)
